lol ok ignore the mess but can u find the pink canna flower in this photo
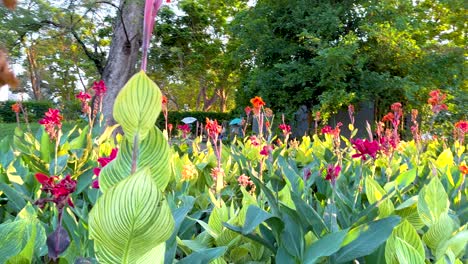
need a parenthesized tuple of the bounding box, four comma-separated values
(260, 145, 272, 156)
(351, 138, 380, 160)
(39, 108, 63, 140)
(279, 123, 291, 135)
(325, 164, 341, 186)
(142, 0, 171, 71)
(92, 148, 118, 189)
(92, 80, 107, 97)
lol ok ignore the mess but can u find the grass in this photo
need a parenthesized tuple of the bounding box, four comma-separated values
(0, 122, 81, 139)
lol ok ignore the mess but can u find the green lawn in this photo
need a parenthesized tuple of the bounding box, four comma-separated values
(0, 122, 81, 139)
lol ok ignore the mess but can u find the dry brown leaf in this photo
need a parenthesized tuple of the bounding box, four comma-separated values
(0, 51, 19, 88)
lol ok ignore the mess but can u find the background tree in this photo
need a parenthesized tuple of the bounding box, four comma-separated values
(231, 0, 466, 120)
(148, 0, 248, 112)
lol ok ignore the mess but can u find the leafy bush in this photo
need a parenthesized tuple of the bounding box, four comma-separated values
(0, 100, 53, 122)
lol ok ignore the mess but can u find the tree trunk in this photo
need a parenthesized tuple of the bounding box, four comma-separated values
(26, 46, 42, 100)
(102, 0, 145, 125)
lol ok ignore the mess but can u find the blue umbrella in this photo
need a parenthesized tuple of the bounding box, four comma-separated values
(181, 117, 197, 124)
(229, 118, 243, 126)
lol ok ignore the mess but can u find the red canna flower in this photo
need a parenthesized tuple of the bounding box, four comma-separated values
(76, 91, 91, 102)
(11, 102, 20, 113)
(382, 112, 394, 122)
(260, 145, 272, 156)
(455, 120, 468, 134)
(250, 135, 260, 146)
(205, 118, 222, 140)
(92, 148, 118, 189)
(279, 123, 291, 135)
(351, 138, 380, 160)
(250, 96, 266, 109)
(325, 164, 341, 186)
(34, 173, 76, 209)
(39, 108, 63, 140)
(244, 106, 252, 116)
(460, 164, 468, 175)
(92, 80, 107, 97)
(178, 124, 191, 138)
(428, 89, 447, 114)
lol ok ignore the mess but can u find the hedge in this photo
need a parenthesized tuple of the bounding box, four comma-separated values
(0, 100, 54, 123)
(156, 111, 236, 128)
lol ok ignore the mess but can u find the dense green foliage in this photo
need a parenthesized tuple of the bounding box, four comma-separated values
(0, 100, 53, 122)
(230, 0, 466, 119)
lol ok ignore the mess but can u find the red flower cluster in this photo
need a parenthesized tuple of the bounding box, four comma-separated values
(35, 173, 76, 210)
(325, 164, 341, 185)
(76, 91, 92, 114)
(382, 112, 394, 122)
(205, 118, 222, 140)
(260, 145, 272, 156)
(351, 138, 380, 160)
(250, 135, 260, 146)
(279, 123, 291, 135)
(92, 80, 107, 96)
(93, 148, 118, 189)
(178, 124, 190, 138)
(321, 122, 342, 138)
(76, 91, 91, 102)
(428, 89, 447, 114)
(455, 120, 468, 134)
(39, 108, 63, 140)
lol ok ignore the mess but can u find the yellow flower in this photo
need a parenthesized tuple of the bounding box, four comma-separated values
(181, 163, 198, 181)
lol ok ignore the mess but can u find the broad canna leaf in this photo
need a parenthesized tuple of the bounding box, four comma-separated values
(394, 237, 425, 264)
(418, 177, 449, 226)
(334, 216, 400, 263)
(365, 176, 394, 218)
(422, 213, 454, 251)
(435, 229, 468, 260)
(113, 71, 162, 143)
(385, 220, 425, 264)
(89, 169, 174, 264)
(303, 229, 348, 264)
(99, 127, 171, 192)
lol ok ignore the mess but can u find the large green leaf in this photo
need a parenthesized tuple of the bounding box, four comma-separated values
(394, 237, 425, 264)
(303, 229, 348, 264)
(422, 213, 454, 251)
(89, 169, 174, 264)
(418, 177, 449, 226)
(435, 229, 468, 260)
(385, 220, 425, 264)
(242, 205, 274, 235)
(365, 176, 394, 218)
(113, 71, 162, 143)
(334, 216, 401, 263)
(99, 127, 171, 192)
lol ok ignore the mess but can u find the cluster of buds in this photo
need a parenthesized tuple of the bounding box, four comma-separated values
(92, 80, 107, 116)
(348, 104, 355, 131)
(428, 89, 448, 114)
(34, 173, 76, 211)
(39, 108, 63, 140)
(411, 109, 421, 143)
(237, 174, 256, 193)
(92, 148, 118, 189)
(76, 91, 92, 114)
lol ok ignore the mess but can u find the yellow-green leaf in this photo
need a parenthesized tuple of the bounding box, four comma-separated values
(89, 169, 174, 264)
(113, 71, 162, 143)
(365, 176, 394, 218)
(385, 220, 425, 264)
(417, 177, 449, 226)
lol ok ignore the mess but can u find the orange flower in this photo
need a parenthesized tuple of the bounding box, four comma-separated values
(382, 112, 394, 122)
(11, 102, 20, 113)
(250, 96, 265, 108)
(460, 164, 468, 175)
(181, 163, 198, 181)
(162, 95, 168, 105)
